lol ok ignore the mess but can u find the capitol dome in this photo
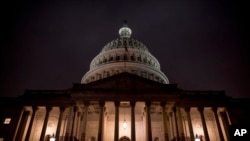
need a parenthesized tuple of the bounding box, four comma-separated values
(81, 24, 169, 84)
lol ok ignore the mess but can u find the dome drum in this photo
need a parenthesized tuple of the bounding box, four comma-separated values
(90, 48, 160, 70)
(82, 62, 169, 84)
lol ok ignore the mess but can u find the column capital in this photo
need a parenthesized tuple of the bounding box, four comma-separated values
(130, 101, 136, 107)
(114, 101, 120, 107)
(99, 101, 105, 107)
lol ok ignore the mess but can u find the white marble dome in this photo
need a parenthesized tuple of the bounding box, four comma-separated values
(81, 25, 169, 84)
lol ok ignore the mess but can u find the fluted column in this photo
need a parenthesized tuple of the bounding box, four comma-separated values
(184, 107, 194, 141)
(13, 108, 24, 141)
(168, 112, 174, 140)
(40, 106, 52, 141)
(160, 102, 169, 141)
(173, 107, 180, 141)
(220, 111, 230, 140)
(212, 107, 224, 141)
(98, 101, 105, 141)
(198, 107, 209, 141)
(56, 106, 65, 140)
(114, 101, 120, 141)
(131, 101, 136, 141)
(70, 106, 78, 141)
(166, 113, 172, 140)
(145, 101, 152, 141)
(16, 111, 29, 141)
(75, 111, 81, 139)
(25, 106, 38, 141)
(224, 108, 232, 125)
(77, 111, 83, 140)
(82, 102, 90, 141)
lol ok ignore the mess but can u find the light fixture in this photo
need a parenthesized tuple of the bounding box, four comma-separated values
(194, 134, 200, 141)
(122, 108, 127, 129)
(50, 134, 56, 141)
(122, 120, 127, 129)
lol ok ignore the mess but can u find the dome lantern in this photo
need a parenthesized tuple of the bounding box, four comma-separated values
(119, 21, 132, 38)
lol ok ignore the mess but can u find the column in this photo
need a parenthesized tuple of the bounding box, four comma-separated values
(224, 108, 232, 125)
(77, 111, 84, 140)
(145, 101, 152, 141)
(168, 112, 174, 140)
(16, 111, 30, 141)
(212, 107, 224, 141)
(13, 108, 24, 141)
(70, 106, 77, 141)
(166, 113, 172, 140)
(220, 111, 230, 140)
(131, 101, 136, 141)
(40, 106, 52, 141)
(56, 106, 65, 140)
(172, 107, 180, 141)
(114, 101, 120, 141)
(184, 107, 194, 141)
(81, 102, 90, 141)
(75, 111, 81, 140)
(98, 101, 105, 141)
(25, 106, 38, 141)
(198, 107, 209, 141)
(160, 102, 169, 141)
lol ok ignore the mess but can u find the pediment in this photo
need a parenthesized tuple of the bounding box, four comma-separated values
(73, 72, 179, 92)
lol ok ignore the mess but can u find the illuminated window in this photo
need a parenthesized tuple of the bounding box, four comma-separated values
(3, 118, 11, 124)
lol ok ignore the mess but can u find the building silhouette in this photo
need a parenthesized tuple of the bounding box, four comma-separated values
(0, 24, 249, 141)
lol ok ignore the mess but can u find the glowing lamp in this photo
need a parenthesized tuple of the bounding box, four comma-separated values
(122, 120, 127, 129)
(50, 134, 56, 141)
(194, 134, 200, 141)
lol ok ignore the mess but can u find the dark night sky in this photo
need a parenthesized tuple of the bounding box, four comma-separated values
(1, 0, 249, 98)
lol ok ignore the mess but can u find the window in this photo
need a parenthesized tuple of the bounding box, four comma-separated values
(131, 55, 135, 61)
(109, 56, 113, 61)
(3, 118, 11, 124)
(124, 55, 127, 61)
(116, 56, 120, 61)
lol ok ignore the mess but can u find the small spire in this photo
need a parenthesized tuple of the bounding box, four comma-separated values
(123, 20, 128, 27)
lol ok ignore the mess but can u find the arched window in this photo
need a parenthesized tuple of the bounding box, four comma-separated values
(124, 55, 128, 61)
(131, 55, 135, 61)
(116, 56, 120, 61)
(109, 56, 113, 61)
(137, 56, 141, 62)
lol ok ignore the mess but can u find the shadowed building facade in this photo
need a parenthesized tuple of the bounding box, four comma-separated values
(0, 24, 249, 141)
